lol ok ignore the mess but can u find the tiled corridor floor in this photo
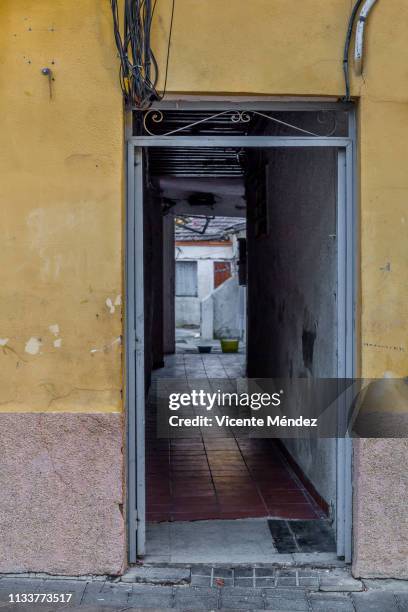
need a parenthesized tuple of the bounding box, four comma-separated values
(147, 354, 325, 522)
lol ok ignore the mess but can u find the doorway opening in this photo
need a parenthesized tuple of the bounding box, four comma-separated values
(126, 104, 355, 565)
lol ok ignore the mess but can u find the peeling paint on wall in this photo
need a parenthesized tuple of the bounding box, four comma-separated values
(25, 337, 42, 355)
(105, 298, 115, 314)
(49, 324, 60, 336)
(90, 337, 121, 355)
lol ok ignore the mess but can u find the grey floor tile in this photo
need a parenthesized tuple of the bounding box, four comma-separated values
(81, 582, 131, 607)
(127, 592, 174, 609)
(352, 591, 399, 611)
(396, 593, 408, 611)
(191, 575, 212, 587)
(220, 593, 264, 610)
(128, 584, 173, 608)
(264, 595, 309, 611)
(173, 587, 218, 610)
(122, 566, 190, 585)
(235, 578, 254, 588)
(147, 519, 277, 564)
(309, 593, 355, 611)
(264, 589, 308, 610)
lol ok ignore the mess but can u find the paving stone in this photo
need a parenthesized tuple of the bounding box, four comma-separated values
(256, 577, 277, 588)
(256, 568, 276, 578)
(40, 579, 87, 603)
(396, 593, 408, 611)
(0, 578, 46, 593)
(235, 568, 255, 579)
(191, 574, 211, 587)
(276, 577, 298, 588)
(128, 583, 174, 608)
(352, 591, 399, 611)
(298, 576, 319, 588)
(364, 579, 408, 592)
(264, 589, 309, 611)
(235, 578, 254, 588)
(292, 553, 344, 566)
(220, 595, 264, 609)
(320, 573, 363, 592)
(0, 578, 87, 609)
(264, 597, 308, 611)
(173, 586, 218, 610)
(220, 587, 264, 597)
(127, 592, 174, 609)
(0, 607, 76, 612)
(190, 565, 213, 576)
(297, 569, 318, 577)
(264, 589, 307, 601)
(309, 593, 355, 611)
(131, 584, 173, 595)
(122, 566, 190, 584)
(124, 609, 174, 612)
(81, 582, 131, 606)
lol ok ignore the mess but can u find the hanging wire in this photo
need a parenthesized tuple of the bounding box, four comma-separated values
(343, 0, 365, 101)
(110, 0, 175, 109)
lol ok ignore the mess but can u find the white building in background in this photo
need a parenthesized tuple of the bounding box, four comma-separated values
(174, 216, 246, 340)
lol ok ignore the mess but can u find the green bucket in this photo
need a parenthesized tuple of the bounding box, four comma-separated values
(220, 338, 239, 353)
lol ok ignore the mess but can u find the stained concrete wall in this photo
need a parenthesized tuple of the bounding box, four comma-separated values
(213, 276, 241, 339)
(353, 439, 408, 578)
(0, 414, 124, 575)
(175, 297, 200, 327)
(247, 148, 337, 511)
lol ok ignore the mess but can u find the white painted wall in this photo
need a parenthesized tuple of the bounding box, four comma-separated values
(175, 242, 236, 328)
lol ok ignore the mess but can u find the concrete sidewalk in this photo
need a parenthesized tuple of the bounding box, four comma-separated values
(1, 567, 408, 611)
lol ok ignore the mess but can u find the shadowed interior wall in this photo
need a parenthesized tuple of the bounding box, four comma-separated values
(144, 173, 164, 383)
(163, 215, 176, 354)
(247, 148, 337, 511)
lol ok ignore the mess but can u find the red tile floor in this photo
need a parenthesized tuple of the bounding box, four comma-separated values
(147, 354, 325, 523)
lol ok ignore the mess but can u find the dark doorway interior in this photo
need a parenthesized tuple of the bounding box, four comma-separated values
(139, 109, 345, 559)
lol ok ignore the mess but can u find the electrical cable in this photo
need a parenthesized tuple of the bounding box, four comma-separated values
(160, 0, 175, 100)
(110, 0, 175, 109)
(343, 0, 365, 101)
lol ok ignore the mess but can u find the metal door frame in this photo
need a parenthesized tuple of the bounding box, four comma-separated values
(126, 104, 356, 563)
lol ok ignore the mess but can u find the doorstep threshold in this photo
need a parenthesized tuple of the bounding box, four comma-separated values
(137, 553, 346, 569)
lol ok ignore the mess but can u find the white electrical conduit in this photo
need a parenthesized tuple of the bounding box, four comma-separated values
(354, 0, 378, 76)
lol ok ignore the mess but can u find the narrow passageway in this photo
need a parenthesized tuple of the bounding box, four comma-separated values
(146, 354, 324, 523)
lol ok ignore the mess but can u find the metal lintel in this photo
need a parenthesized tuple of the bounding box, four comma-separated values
(128, 136, 352, 148)
(143, 100, 354, 112)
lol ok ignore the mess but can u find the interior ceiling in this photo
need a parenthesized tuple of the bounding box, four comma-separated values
(149, 147, 244, 178)
(143, 110, 257, 179)
(158, 177, 246, 218)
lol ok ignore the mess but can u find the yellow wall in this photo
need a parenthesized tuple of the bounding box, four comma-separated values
(152, 0, 408, 378)
(1, 0, 407, 415)
(0, 1, 124, 412)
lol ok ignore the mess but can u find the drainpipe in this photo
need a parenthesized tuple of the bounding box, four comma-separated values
(354, 0, 379, 76)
